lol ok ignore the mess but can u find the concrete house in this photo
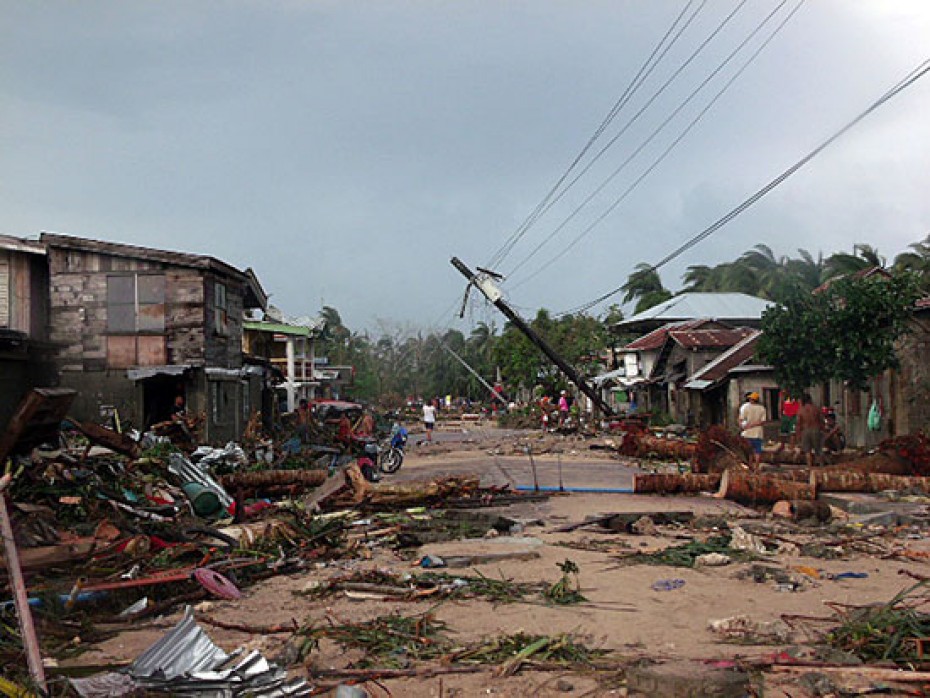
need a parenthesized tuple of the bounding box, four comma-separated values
(41, 233, 267, 443)
(0, 236, 57, 429)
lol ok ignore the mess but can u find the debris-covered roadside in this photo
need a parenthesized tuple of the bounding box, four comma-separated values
(0, 389, 567, 696)
(7, 388, 930, 697)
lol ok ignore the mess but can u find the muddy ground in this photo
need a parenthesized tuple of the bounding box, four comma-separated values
(69, 422, 930, 696)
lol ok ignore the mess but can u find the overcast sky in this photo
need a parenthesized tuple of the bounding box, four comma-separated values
(2, 1, 929, 333)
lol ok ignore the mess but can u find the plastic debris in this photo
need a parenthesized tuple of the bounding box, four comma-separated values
(651, 578, 686, 592)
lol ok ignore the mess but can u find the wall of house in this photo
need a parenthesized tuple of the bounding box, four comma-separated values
(203, 272, 244, 370)
(894, 312, 930, 437)
(46, 248, 251, 434)
(0, 250, 49, 338)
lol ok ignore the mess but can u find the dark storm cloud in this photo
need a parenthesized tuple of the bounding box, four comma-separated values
(1, 1, 928, 330)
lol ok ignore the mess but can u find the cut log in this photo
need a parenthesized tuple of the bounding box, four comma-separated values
(812, 471, 930, 494)
(619, 433, 696, 461)
(717, 469, 815, 506)
(633, 472, 721, 494)
(220, 469, 328, 490)
(822, 452, 911, 475)
(772, 499, 832, 522)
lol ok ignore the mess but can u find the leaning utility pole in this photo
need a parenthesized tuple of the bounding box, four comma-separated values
(450, 257, 614, 416)
(440, 342, 508, 404)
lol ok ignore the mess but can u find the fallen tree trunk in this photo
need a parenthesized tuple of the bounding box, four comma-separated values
(812, 471, 930, 494)
(822, 452, 912, 475)
(619, 433, 696, 461)
(633, 472, 721, 494)
(220, 469, 328, 490)
(717, 469, 815, 506)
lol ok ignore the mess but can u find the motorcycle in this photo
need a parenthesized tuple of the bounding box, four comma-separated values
(379, 423, 408, 474)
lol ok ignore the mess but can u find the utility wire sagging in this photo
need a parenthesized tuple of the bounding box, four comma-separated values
(557, 56, 930, 317)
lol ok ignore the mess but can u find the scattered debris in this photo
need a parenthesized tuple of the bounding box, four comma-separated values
(544, 559, 586, 605)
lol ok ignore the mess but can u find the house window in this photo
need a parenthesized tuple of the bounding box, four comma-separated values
(107, 274, 165, 332)
(106, 274, 167, 368)
(214, 282, 228, 335)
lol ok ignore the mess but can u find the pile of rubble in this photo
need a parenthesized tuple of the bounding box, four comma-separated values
(0, 389, 548, 695)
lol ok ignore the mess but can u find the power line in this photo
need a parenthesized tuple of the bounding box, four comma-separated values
(507, 0, 764, 276)
(511, 0, 803, 290)
(557, 56, 930, 317)
(484, 0, 703, 271)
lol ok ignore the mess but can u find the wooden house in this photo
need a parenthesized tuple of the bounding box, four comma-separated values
(0, 236, 57, 429)
(40, 233, 267, 444)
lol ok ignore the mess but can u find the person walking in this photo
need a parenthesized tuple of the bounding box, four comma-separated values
(797, 394, 825, 468)
(739, 392, 767, 466)
(422, 400, 437, 442)
(558, 391, 570, 427)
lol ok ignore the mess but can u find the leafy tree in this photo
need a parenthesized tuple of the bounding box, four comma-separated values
(758, 273, 921, 393)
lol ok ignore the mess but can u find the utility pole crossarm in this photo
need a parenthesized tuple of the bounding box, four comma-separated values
(451, 257, 614, 417)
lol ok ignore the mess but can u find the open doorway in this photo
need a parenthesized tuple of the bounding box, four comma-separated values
(141, 376, 186, 428)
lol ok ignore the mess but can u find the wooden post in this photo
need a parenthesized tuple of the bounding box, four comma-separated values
(0, 477, 47, 692)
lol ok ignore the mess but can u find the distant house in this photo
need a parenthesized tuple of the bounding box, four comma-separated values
(0, 236, 57, 429)
(243, 313, 323, 415)
(682, 331, 778, 429)
(41, 233, 267, 444)
(615, 292, 772, 334)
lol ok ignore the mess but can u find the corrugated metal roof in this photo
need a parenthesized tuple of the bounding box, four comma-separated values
(622, 319, 715, 351)
(668, 327, 755, 349)
(616, 293, 772, 328)
(684, 331, 766, 389)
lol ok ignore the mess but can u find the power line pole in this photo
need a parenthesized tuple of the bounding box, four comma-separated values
(440, 342, 507, 404)
(450, 257, 614, 416)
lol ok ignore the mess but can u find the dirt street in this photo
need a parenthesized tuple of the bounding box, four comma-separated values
(71, 423, 930, 696)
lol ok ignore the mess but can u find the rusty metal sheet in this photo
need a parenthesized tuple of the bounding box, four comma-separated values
(137, 335, 167, 365)
(106, 335, 137, 369)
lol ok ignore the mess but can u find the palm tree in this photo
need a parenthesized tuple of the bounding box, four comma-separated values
(682, 264, 725, 292)
(824, 243, 885, 280)
(621, 263, 672, 313)
(783, 248, 825, 294)
(893, 234, 930, 292)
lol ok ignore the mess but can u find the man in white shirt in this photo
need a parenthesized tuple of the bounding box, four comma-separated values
(422, 401, 437, 442)
(739, 392, 767, 466)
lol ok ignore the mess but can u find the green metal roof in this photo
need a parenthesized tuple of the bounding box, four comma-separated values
(243, 320, 313, 337)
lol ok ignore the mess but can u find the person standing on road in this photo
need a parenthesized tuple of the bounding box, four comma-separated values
(558, 391, 570, 426)
(739, 392, 767, 466)
(422, 400, 437, 442)
(797, 393, 825, 468)
(737, 391, 752, 429)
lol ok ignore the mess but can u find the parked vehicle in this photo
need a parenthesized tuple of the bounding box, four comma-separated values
(379, 423, 408, 474)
